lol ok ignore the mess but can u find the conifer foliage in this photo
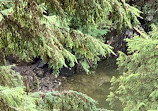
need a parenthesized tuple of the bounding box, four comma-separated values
(0, 0, 143, 111)
(41, 0, 141, 31)
(0, 0, 141, 73)
(107, 25, 158, 111)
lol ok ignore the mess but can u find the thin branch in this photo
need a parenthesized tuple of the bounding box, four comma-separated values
(133, 26, 147, 38)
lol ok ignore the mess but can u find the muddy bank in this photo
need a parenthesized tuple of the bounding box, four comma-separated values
(6, 59, 61, 92)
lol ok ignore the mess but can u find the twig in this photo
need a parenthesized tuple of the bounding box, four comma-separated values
(133, 26, 146, 38)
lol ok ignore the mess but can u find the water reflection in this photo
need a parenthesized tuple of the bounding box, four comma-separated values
(59, 59, 122, 111)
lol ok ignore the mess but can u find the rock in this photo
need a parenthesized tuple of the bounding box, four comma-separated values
(59, 67, 74, 77)
(125, 29, 134, 39)
(36, 59, 47, 68)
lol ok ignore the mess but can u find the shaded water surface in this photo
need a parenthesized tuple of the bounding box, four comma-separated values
(60, 59, 122, 111)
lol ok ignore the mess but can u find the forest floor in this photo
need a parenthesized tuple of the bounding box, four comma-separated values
(6, 59, 62, 92)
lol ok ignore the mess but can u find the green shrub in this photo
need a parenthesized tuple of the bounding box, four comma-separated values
(107, 25, 158, 111)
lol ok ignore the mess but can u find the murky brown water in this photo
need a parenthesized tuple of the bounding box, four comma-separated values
(59, 59, 122, 111)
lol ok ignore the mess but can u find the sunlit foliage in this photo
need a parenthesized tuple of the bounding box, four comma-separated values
(107, 25, 158, 111)
(0, 0, 141, 74)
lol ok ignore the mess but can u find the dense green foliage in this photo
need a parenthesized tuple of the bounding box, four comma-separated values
(39, 0, 141, 32)
(140, 0, 158, 25)
(0, 0, 140, 111)
(2, 0, 157, 111)
(106, 1, 158, 110)
(107, 25, 158, 111)
(0, 0, 141, 74)
(0, 66, 23, 87)
(131, 0, 158, 32)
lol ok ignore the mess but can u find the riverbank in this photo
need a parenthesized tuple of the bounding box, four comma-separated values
(6, 56, 122, 110)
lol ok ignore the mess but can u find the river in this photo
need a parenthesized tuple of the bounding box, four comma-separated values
(59, 58, 122, 111)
